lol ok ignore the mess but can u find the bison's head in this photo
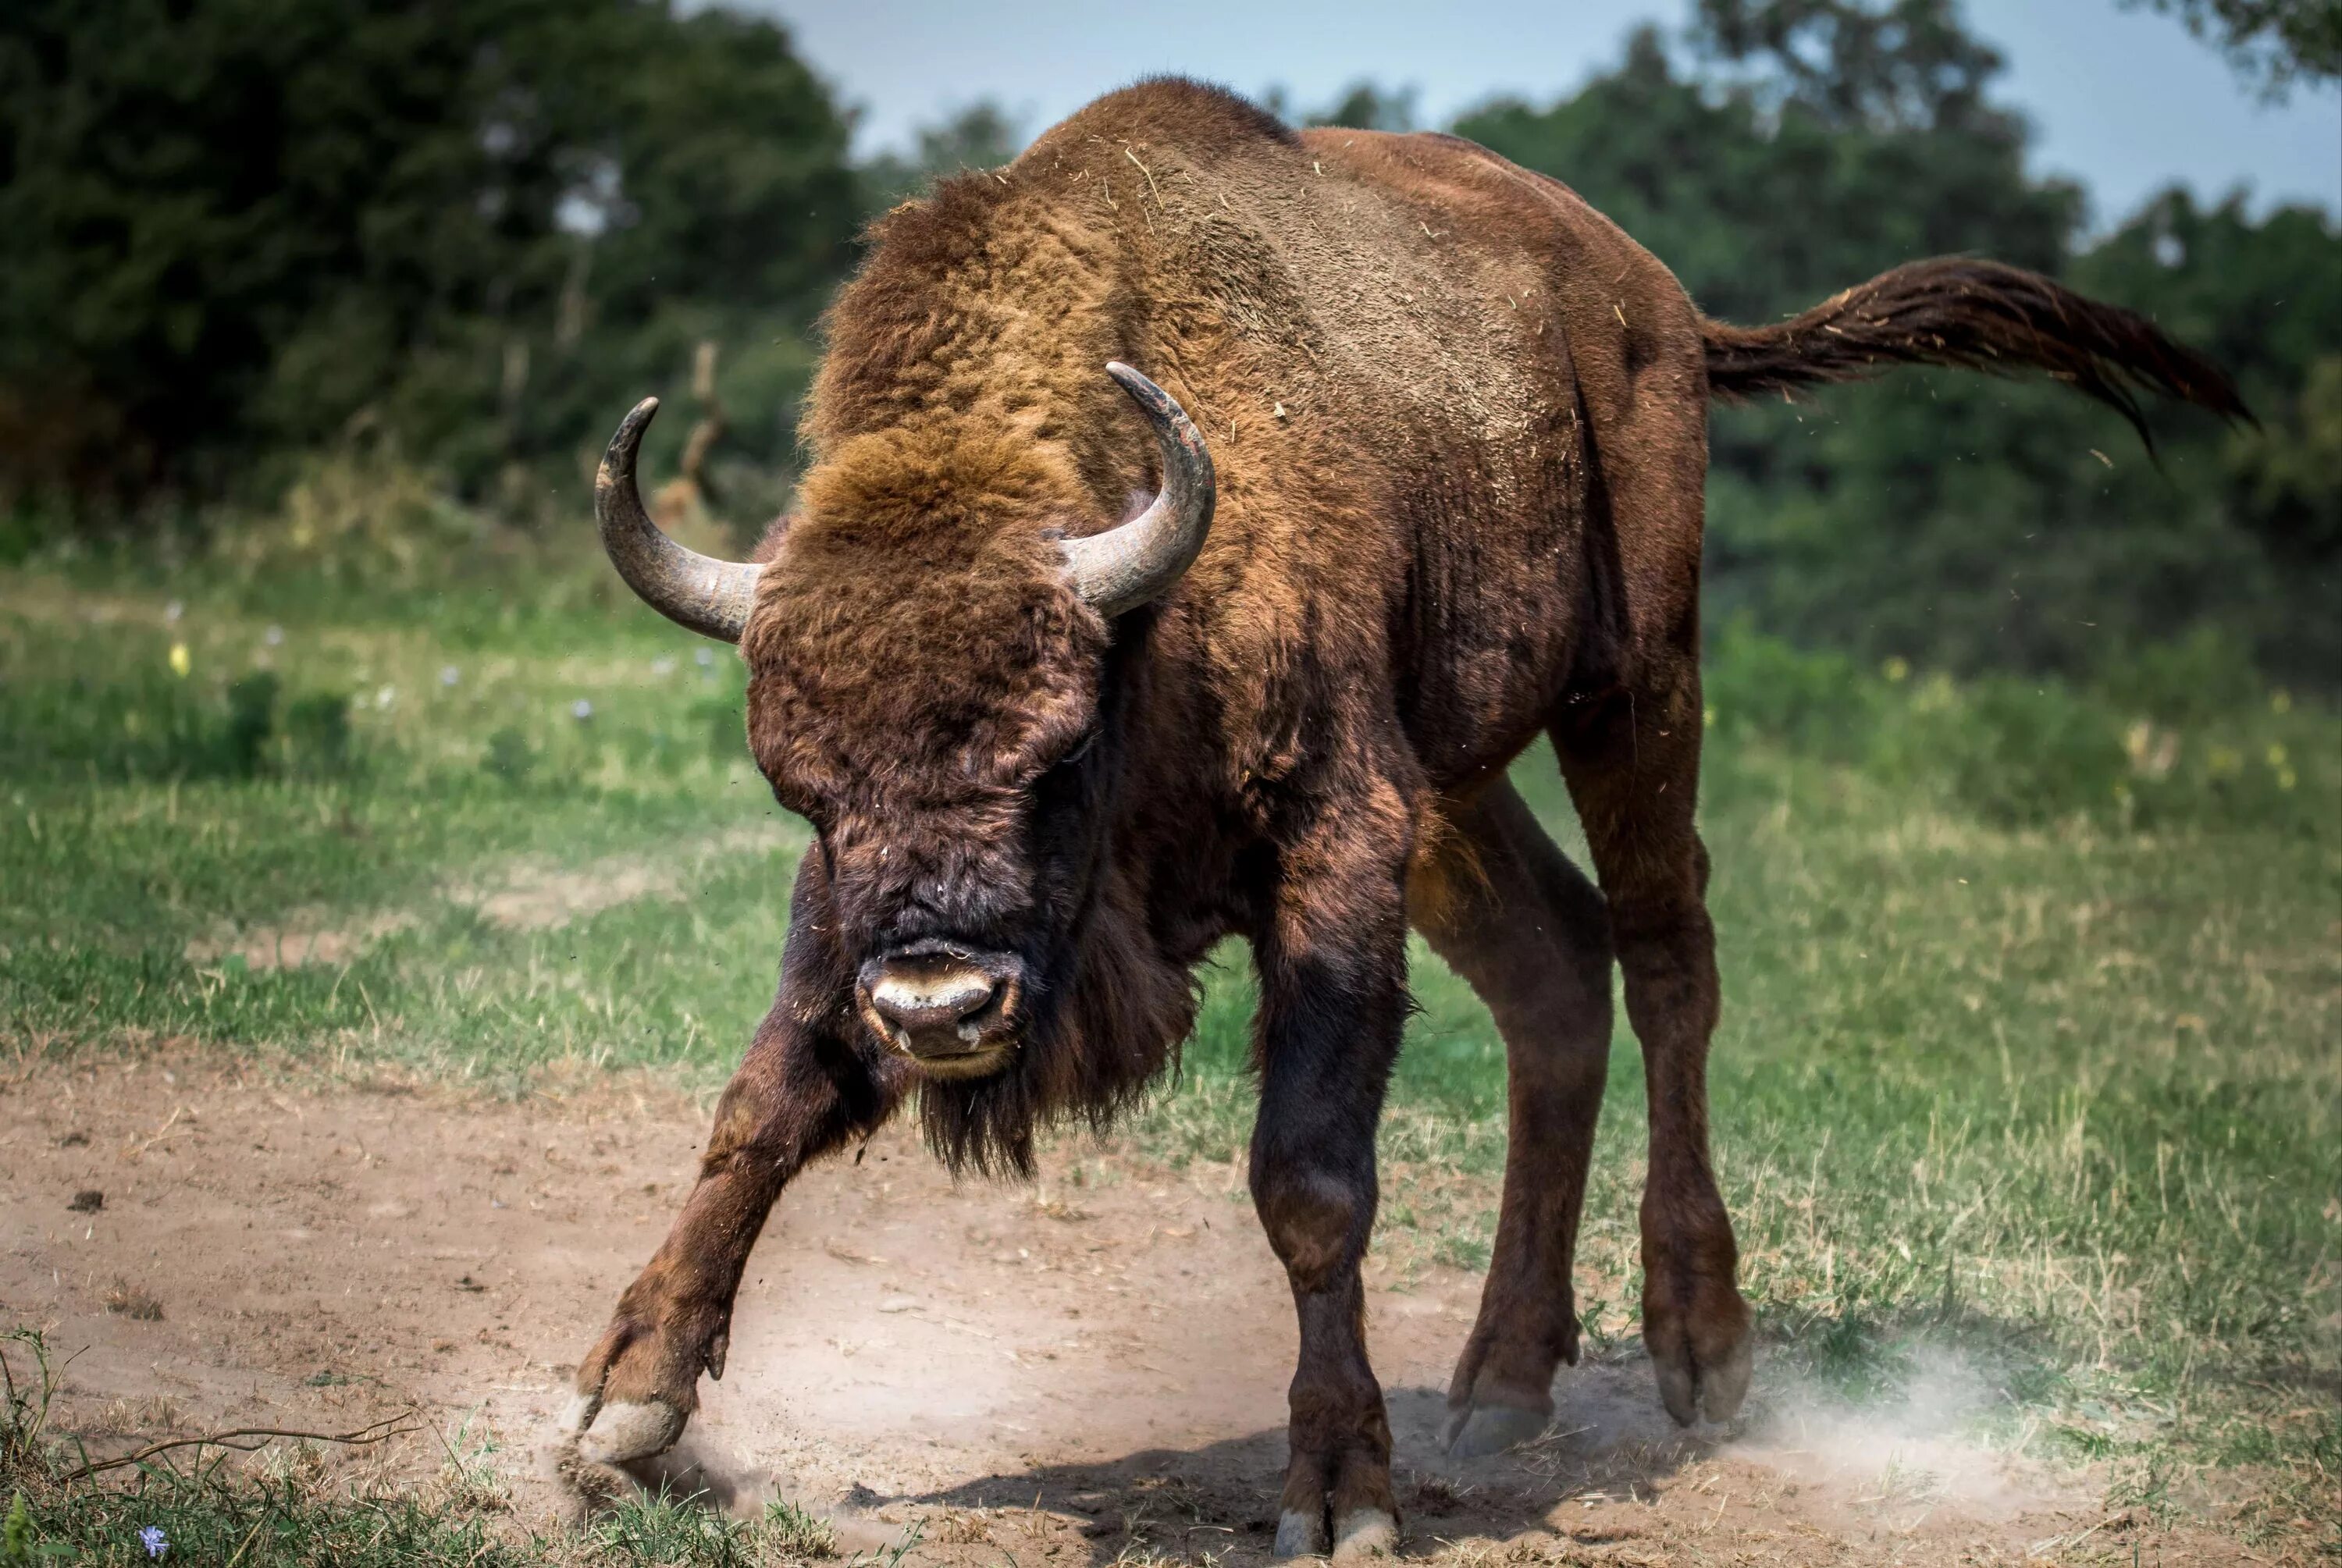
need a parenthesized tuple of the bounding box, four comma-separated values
(593, 365, 1212, 1099)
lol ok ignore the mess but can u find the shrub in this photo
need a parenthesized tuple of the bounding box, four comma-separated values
(1703, 628, 2335, 839)
(0, 638, 360, 784)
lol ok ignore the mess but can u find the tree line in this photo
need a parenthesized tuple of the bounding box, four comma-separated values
(2, 0, 2334, 686)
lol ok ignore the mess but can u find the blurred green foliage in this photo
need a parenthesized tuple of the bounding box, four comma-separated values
(856, 101, 1026, 211)
(2, 0, 2335, 691)
(1449, 0, 2342, 690)
(0, 643, 360, 785)
(0, 0, 856, 518)
(1700, 620, 2327, 834)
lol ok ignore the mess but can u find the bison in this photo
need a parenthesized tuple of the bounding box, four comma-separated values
(560, 79, 2241, 1556)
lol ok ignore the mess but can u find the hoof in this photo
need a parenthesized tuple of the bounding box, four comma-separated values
(1702, 1330, 1756, 1422)
(574, 1399, 689, 1467)
(546, 1441, 626, 1520)
(1440, 1401, 1550, 1458)
(1653, 1326, 1754, 1427)
(1274, 1507, 1329, 1558)
(1332, 1507, 1397, 1559)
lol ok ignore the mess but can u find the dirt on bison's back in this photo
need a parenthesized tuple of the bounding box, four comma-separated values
(0, 1054, 2231, 1564)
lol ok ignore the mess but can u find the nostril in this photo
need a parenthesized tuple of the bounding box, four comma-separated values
(868, 962, 998, 1029)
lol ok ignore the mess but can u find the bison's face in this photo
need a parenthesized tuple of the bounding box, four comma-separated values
(588, 364, 1212, 1084)
(742, 520, 1116, 1080)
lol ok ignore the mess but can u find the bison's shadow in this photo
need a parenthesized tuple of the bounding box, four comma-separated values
(881, 1370, 1717, 1564)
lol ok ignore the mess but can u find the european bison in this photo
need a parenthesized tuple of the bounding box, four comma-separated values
(561, 79, 2240, 1556)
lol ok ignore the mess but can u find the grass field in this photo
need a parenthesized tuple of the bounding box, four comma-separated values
(2, 537, 2337, 1563)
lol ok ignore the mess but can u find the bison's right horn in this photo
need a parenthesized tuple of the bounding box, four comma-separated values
(595, 397, 761, 643)
(1062, 363, 1217, 617)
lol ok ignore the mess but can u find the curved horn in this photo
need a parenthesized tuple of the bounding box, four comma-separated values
(595, 397, 761, 643)
(1062, 363, 1217, 617)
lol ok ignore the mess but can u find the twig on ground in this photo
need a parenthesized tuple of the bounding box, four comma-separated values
(59, 1413, 419, 1481)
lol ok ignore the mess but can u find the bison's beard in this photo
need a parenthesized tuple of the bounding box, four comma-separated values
(914, 891, 1197, 1179)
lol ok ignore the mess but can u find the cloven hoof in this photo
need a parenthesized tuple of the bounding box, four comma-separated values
(1333, 1507, 1398, 1559)
(1274, 1507, 1329, 1558)
(568, 1396, 689, 1467)
(1441, 1400, 1551, 1458)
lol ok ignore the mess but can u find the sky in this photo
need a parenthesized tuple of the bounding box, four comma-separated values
(738, 0, 2340, 231)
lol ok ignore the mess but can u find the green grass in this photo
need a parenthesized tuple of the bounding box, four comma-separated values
(3, 544, 2337, 1557)
(2, 1328, 850, 1567)
(1, 564, 806, 1083)
(1137, 731, 2339, 1545)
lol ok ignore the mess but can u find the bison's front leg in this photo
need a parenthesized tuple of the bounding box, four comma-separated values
(566, 887, 897, 1467)
(1250, 806, 1411, 1559)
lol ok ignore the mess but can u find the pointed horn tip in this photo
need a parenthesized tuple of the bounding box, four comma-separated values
(598, 398, 663, 494)
(1103, 361, 1200, 442)
(1103, 361, 1161, 400)
(591, 390, 757, 643)
(618, 395, 660, 441)
(1062, 360, 1216, 618)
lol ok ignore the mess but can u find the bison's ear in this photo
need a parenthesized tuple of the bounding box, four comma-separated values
(1061, 364, 1216, 617)
(596, 398, 763, 642)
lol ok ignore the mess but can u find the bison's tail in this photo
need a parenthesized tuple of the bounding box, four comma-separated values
(1699, 257, 2248, 446)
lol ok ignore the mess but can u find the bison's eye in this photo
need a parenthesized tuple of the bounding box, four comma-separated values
(1034, 731, 1097, 800)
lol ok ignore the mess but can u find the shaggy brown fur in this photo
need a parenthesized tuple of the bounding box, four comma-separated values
(571, 78, 2242, 1550)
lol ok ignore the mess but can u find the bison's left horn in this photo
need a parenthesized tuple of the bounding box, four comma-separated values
(1062, 363, 1217, 617)
(596, 397, 761, 643)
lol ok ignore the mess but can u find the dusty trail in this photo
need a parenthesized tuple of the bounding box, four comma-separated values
(0, 1054, 2241, 1564)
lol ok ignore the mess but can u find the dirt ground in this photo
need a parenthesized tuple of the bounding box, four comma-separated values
(0, 1053, 2276, 1566)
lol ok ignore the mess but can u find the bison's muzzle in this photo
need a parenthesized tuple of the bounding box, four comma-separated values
(856, 944, 1023, 1078)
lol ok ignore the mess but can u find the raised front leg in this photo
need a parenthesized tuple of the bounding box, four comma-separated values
(1411, 779, 1614, 1456)
(566, 871, 898, 1466)
(1250, 801, 1411, 1558)
(1555, 683, 1753, 1426)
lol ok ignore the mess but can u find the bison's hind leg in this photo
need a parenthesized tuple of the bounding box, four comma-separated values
(1554, 680, 1754, 1428)
(1411, 779, 1614, 1456)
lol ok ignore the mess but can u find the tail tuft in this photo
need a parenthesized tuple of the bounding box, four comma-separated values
(1700, 258, 2248, 448)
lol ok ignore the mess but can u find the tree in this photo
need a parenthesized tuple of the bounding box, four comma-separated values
(1693, 0, 2014, 133)
(1283, 81, 1424, 133)
(0, 0, 860, 514)
(2120, 0, 2342, 98)
(1455, 0, 2340, 688)
(859, 102, 1026, 210)
(1455, 11, 2079, 329)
